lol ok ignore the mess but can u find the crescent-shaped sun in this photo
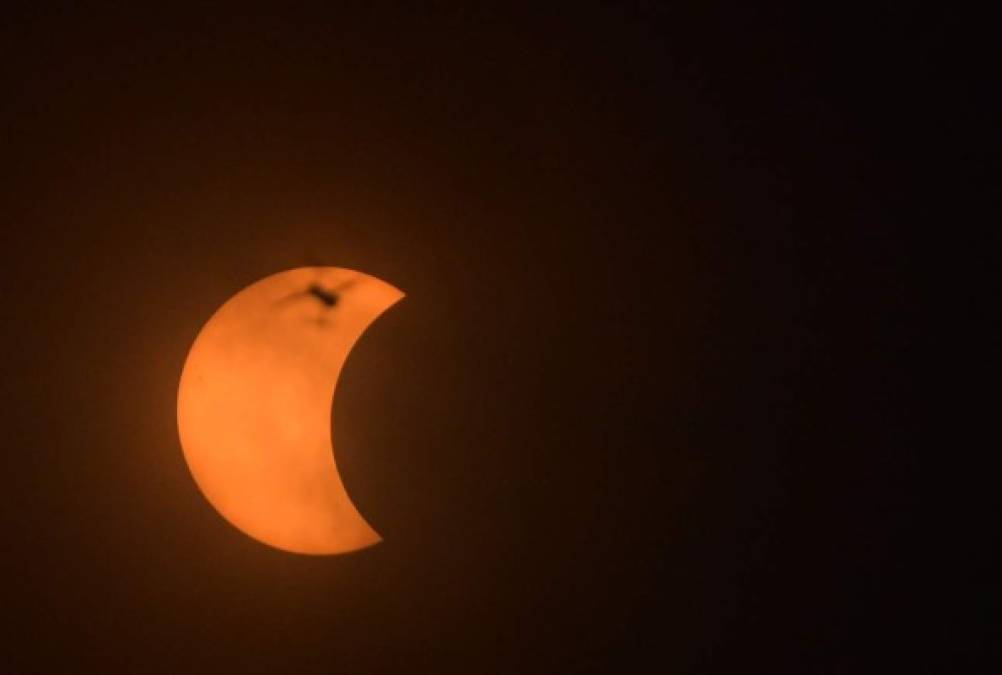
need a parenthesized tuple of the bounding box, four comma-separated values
(177, 267, 404, 555)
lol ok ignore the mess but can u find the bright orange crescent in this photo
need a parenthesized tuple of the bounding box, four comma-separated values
(177, 267, 403, 554)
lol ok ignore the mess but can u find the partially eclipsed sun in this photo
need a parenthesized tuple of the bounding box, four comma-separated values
(177, 267, 404, 555)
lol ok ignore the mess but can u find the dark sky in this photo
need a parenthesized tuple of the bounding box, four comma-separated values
(0, 4, 989, 673)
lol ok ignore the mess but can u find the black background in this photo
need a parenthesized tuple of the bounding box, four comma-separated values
(0, 4, 991, 673)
